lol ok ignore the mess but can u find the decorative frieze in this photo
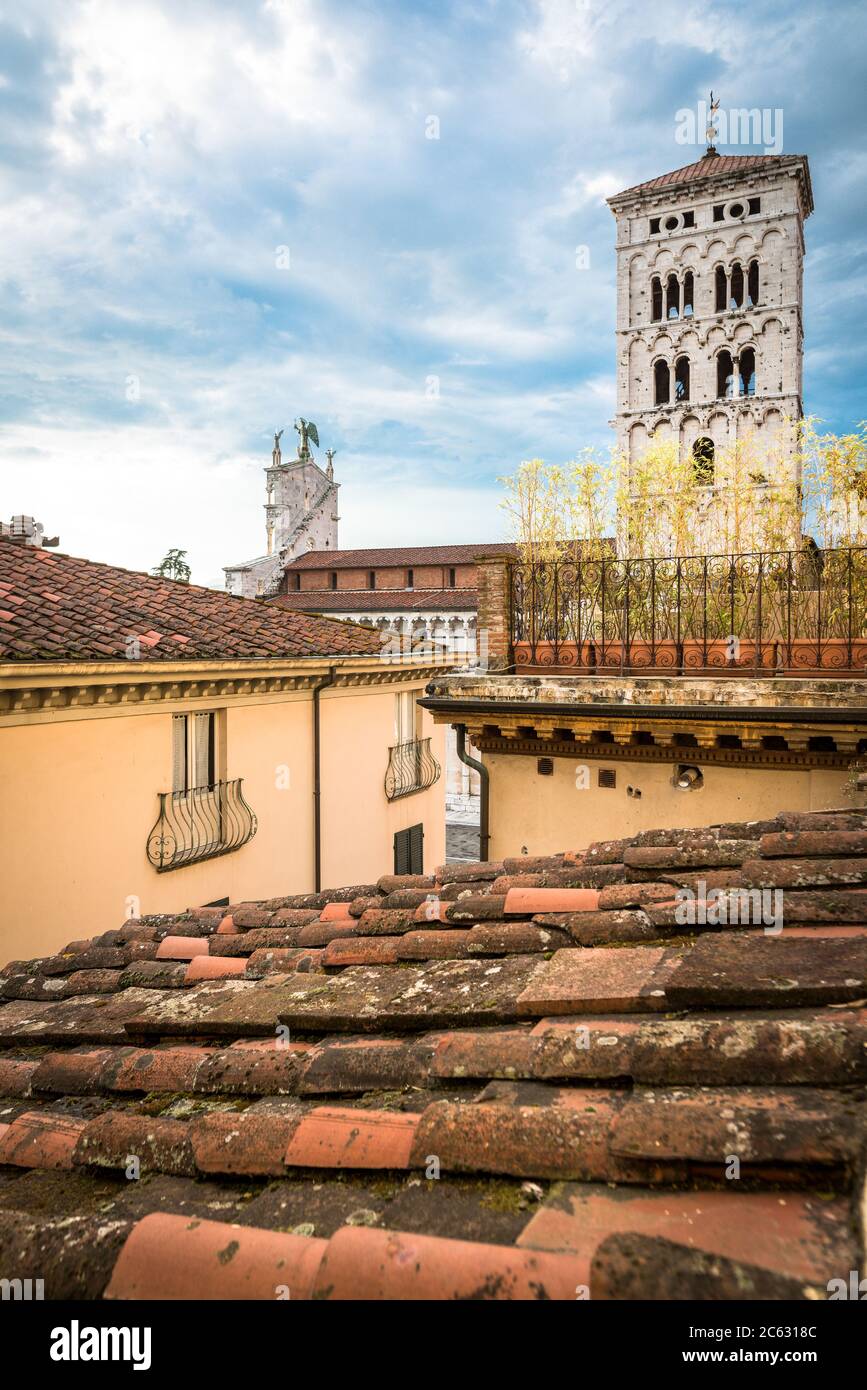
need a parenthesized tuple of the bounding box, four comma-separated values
(0, 660, 449, 719)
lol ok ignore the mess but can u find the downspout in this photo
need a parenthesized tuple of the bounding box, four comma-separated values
(454, 723, 489, 861)
(313, 666, 336, 891)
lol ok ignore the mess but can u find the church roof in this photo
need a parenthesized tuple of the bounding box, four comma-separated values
(284, 543, 519, 571)
(0, 536, 383, 661)
(1, 805, 865, 1300)
(269, 588, 480, 614)
(608, 152, 813, 213)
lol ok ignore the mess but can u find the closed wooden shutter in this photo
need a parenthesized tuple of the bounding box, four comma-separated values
(172, 715, 188, 793)
(408, 822, 424, 874)
(394, 823, 424, 875)
(192, 712, 213, 789)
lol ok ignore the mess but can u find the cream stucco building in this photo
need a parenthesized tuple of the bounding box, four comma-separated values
(0, 534, 447, 962)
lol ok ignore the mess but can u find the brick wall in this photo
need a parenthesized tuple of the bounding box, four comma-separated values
(475, 555, 513, 671)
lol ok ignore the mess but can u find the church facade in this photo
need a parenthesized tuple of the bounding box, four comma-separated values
(224, 422, 340, 599)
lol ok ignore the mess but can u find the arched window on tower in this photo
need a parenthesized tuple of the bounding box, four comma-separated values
(715, 265, 727, 313)
(651, 276, 662, 322)
(692, 437, 715, 486)
(730, 262, 744, 309)
(717, 350, 735, 399)
(747, 259, 759, 306)
(674, 356, 690, 401)
(739, 346, 756, 397)
(682, 271, 694, 317)
(666, 273, 680, 320)
(654, 359, 670, 405)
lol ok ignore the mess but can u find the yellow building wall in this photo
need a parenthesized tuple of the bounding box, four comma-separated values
(487, 752, 850, 859)
(0, 684, 444, 963)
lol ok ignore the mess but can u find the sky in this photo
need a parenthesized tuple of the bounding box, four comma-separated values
(1, 0, 865, 587)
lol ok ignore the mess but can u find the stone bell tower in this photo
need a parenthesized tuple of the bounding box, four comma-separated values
(606, 136, 813, 506)
(224, 420, 339, 597)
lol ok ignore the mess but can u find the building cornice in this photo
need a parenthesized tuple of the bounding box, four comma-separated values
(0, 654, 458, 719)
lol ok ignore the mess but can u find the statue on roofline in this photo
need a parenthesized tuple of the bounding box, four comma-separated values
(295, 418, 320, 457)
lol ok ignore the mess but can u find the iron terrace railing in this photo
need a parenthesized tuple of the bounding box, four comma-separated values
(510, 545, 867, 675)
(384, 737, 441, 801)
(146, 778, 257, 871)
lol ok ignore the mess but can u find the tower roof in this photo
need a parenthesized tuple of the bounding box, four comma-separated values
(608, 152, 813, 216)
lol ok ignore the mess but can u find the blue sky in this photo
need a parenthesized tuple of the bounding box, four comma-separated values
(1, 0, 865, 586)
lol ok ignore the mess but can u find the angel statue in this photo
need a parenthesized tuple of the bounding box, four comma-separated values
(295, 418, 320, 457)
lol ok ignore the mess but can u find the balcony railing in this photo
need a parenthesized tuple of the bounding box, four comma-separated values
(146, 778, 257, 871)
(511, 546, 867, 675)
(384, 738, 441, 801)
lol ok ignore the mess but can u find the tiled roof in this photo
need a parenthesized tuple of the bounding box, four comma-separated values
(284, 543, 519, 571)
(0, 537, 382, 661)
(269, 589, 479, 614)
(2, 806, 866, 1300)
(609, 152, 811, 202)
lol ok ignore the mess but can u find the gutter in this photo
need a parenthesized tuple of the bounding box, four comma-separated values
(313, 666, 336, 891)
(454, 723, 490, 862)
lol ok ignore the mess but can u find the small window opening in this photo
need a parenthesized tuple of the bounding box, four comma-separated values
(730, 262, 744, 309)
(717, 350, 735, 399)
(406, 568, 414, 589)
(674, 356, 690, 402)
(748, 197, 761, 215)
(654, 359, 670, 406)
(739, 346, 756, 397)
(747, 259, 759, 306)
(651, 276, 663, 322)
(682, 210, 695, 228)
(682, 270, 694, 317)
(666, 273, 679, 319)
(715, 265, 727, 312)
(649, 216, 660, 235)
(692, 437, 715, 485)
(713, 204, 725, 222)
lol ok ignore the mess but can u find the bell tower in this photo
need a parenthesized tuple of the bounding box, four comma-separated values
(607, 134, 813, 502)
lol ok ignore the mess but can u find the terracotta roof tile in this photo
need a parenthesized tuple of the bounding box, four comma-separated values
(284, 543, 519, 570)
(270, 588, 481, 614)
(0, 535, 383, 660)
(2, 804, 867, 1300)
(609, 152, 811, 202)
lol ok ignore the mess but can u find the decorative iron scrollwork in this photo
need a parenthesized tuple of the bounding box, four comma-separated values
(384, 738, 441, 801)
(146, 778, 257, 871)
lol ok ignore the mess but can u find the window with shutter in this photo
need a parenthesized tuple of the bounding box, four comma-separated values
(172, 713, 218, 791)
(394, 823, 424, 875)
(172, 714, 188, 793)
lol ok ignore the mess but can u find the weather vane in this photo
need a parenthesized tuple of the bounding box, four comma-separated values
(706, 91, 720, 153)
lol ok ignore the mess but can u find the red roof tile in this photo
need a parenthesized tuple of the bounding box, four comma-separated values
(609, 152, 812, 205)
(269, 588, 480, 614)
(0, 536, 383, 661)
(2, 805, 867, 1301)
(284, 543, 518, 570)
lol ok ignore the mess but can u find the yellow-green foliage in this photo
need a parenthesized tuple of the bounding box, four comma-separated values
(500, 418, 866, 559)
